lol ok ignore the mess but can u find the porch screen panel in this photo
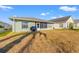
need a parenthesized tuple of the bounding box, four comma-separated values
(22, 21, 28, 28)
(40, 23, 47, 28)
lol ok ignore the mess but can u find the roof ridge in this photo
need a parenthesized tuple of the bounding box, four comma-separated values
(50, 16, 71, 20)
(10, 16, 46, 21)
(49, 16, 71, 23)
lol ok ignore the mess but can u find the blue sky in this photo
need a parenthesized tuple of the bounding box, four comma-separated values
(0, 5, 79, 24)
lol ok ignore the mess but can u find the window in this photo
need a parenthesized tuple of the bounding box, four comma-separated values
(44, 23, 47, 28)
(59, 23, 63, 27)
(40, 23, 47, 28)
(22, 21, 28, 28)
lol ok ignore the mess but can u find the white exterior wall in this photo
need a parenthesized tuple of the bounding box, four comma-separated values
(53, 23, 67, 29)
(74, 23, 79, 29)
(53, 23, 60, 29)
(66, 17, 74, 23)
(76, 23, 79, 29)
(15, 21, 22, 32)
(12, 21, 22, 32)
(63, 23, 67, 28)
(53, 17, 74, 29)
(47, 23, 53, 29)
(66, 17, 74, 29)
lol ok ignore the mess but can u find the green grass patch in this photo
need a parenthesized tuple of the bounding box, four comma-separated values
(53, 29, 69, 30)
(0, 30, 12, 37)
(73, 29, 79, 31)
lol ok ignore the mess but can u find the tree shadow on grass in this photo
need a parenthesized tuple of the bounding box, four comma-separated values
(0, 32, 33, 53)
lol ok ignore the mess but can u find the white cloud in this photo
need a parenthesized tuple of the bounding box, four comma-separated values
(0, 5, 13, 10)
(40, 13, 46, 16)
(51, 15, 63, 19)
(51, 16, 57, 19)
(40, 12, 49, 16)
(59, 6, 78, 12)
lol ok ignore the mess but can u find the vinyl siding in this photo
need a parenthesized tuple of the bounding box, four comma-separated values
(47, 23, 53, 29)
(66, 17, 74, 23)
(13, 21, 22, 32)
(74, 23, 79, 29)
(66, 17, 74, 28)
(53, 23, 60, 29)
(63, 23, 68, 28)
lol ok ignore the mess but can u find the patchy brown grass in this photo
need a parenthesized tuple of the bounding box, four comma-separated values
(1, 30, 79, 53)
(23, 30, 79, 53)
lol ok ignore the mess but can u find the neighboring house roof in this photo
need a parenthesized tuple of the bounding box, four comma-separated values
(74, 20, 79, 23)
(0, 21, 11, 29)
(10, 17, 54, 24)
(49, 16, 71, 23)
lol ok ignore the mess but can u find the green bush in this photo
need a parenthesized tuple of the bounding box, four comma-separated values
(0, 25, 4, 28)
(69, 23, 74, 30)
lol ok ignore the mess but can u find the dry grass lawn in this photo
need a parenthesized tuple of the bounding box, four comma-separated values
(23, 30, 79, 53)
(1, 30, 79, 53)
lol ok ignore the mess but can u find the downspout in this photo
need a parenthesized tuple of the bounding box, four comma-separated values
(13, 18, 15, 32)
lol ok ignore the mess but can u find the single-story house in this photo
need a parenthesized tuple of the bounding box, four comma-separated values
(10, 17, 54, 32)
(49, 16, 74, 29)
(10, 16, 79, 32)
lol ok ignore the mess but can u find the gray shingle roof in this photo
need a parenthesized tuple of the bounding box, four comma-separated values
(10, 17, 54, 24)
(50, 16, 71, 23)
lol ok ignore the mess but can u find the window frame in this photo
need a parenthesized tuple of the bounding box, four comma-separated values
(40, 22, 47, 28)
(22, 21, 28, 29)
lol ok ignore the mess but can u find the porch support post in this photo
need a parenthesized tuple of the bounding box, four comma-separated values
(13, 18, 15, 32)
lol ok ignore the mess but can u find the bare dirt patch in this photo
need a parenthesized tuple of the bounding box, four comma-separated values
(1, 30, 79, 53)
